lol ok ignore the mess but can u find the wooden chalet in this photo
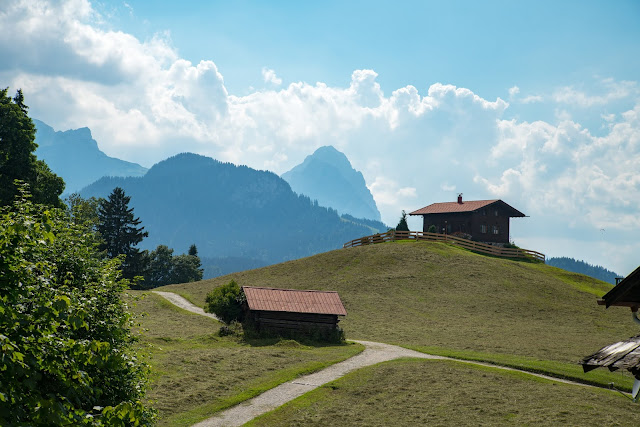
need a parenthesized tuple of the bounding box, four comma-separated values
(409, 195, 526, 244)
(581, 265, 640, 401)
(597, 264, 640, 310)
(242, 286, 347, 337)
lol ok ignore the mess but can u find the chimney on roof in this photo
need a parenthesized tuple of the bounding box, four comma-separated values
(457, 193, 463, 204)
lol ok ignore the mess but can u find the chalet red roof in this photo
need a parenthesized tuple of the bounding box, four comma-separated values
(409, 199, 525, 217)
(242, 286, 347, 316)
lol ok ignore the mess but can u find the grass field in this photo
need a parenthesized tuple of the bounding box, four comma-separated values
(160, 241, 638, 390)
(247, 358, 640, 426)
(128, 291, 364, 426)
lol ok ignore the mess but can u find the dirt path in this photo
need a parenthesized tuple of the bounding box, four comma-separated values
(152, 291, 219, 320)
(152, 291, 618, 427)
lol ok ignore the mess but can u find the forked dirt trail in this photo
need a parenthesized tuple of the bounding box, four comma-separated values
(152, 291, 613, 427)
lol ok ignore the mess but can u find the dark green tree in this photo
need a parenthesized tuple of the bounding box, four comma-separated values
(395, 210, 409, 232)
(0, 88, 65, 207)
(188, 243, 198, 257)
(144, 245, 174, 288)
(0, 187, 156, 425)
(97, 187, 148, 280)
(142, 244, 203, 289)
(172, 252, 203, 284)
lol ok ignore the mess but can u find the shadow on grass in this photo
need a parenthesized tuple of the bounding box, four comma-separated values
(241, 335, 352, 349)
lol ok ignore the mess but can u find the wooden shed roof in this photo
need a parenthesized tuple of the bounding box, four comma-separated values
(598, 265, 640, 309)
(409, 199, 526, 217)
(242, 286, 347, 316)
(581, 334, 640, 377)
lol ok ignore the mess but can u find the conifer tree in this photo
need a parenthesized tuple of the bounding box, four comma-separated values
(97, 187, 148, 279)
(188, 243, 198, 256)
(396, 210, 409, 232)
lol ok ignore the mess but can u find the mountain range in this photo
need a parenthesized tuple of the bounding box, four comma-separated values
(282, 146, 381, 221)
(80, 153, 387, 277)
(33, 119, 147, 193)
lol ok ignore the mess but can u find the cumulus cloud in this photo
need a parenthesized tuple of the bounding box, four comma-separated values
(478, 104, 640, 233)
(261, 67, 282, 86)
(3, 0, 640, 273)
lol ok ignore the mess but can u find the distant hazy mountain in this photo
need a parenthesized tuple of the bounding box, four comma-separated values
(80, 153, 378, 276)
(546, 257, 620, 285)
(282, 146, 381, 221)
(34, 119, 147, 193)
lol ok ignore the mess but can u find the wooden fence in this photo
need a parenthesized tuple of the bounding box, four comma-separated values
(343, 230, 545, 262)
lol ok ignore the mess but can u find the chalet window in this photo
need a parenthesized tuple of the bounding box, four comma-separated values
(494, 209, 498, 216)
(481, 224, 487, 233)
(482, 209, 486, 216)
(492, 225, 499, 234)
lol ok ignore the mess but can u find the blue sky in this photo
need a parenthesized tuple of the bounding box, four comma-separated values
(1, 0, 639, 274)
(105, 0, 640, 98)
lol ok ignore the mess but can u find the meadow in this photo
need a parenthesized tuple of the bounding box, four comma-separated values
(128, 292, 363, 425)
(161, 241, 637, 389)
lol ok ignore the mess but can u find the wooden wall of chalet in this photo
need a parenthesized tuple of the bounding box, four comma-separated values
(421, 207, 511, 243)
(247, 310, 340, 335)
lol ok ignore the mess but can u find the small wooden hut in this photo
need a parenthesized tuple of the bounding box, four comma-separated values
(242, 286, 347, 337)
(581, 265, 640, 400)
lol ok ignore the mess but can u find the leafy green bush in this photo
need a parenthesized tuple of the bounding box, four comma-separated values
(204, 280, 246, 324)
(427, 225, 437, 233)
(0, 188, 155, 425)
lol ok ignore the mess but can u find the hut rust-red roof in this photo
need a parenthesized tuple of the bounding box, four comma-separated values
(409, 199, 526, 217)
(242, 286, 347, 316)
(409, 199, 499, 215)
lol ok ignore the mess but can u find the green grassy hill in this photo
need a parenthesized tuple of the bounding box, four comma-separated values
(160, 241, 638, 388)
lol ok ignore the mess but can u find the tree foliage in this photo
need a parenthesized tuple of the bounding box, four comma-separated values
(395, 210, 409, 232)
(0, 186, 155, 425)
(142, 244, 203, 289)
(97, 187, 148, 280)
(66, 193, 102, 230)
(204, 280, 245, 324)
(0, 88, 64, 207)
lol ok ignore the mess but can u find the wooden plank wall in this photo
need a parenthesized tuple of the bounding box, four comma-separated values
(250, 310, 340, 333)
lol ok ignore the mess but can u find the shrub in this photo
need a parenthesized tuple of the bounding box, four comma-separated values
(0, 187, 156, 425)
(204, 280, 245, 324)
(427, 225, 437, 233)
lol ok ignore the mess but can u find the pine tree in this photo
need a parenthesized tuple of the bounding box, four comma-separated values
(396, 210, 409, 232)
(188, 244, 198, 257)
(97, 187, 148, 279)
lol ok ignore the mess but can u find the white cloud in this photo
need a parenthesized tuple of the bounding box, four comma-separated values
(477, 104, 640, 235)
(553, 78, 638, 107)
(368, 177, 416, 207)
(521, 95, 543, 104)
(261, 67, 282, 86)
(3, 0, 640, 273)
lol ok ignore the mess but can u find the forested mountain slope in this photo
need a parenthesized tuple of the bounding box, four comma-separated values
(80, 153, 377, 267)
